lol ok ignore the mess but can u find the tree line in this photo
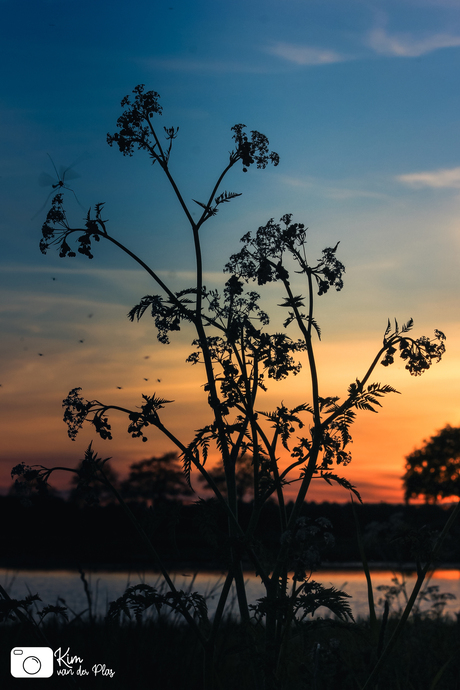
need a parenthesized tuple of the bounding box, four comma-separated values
(10, 451, 254, 506)
(2, 489, 460, 571)
(11, 420, 460, 507)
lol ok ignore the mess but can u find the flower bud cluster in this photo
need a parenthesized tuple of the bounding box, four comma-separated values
(281, 516, 335, 580)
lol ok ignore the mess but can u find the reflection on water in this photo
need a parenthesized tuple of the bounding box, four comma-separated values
(2, 568, 459, 620)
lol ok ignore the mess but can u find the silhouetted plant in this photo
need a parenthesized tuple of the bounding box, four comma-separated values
(197, 453, 255, 501)
(403, 424, 460, 503)
(376, 572, 456, 620)
(13, 84, 454, 689)
(9, 462, 57, 504)
(68, 454, 120, 506)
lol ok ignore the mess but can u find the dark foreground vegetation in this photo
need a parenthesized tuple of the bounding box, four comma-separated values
(2, 495, 460, 570)
(1, 614, 460, 689)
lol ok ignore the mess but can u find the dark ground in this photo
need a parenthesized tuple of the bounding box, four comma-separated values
(1, 615, 460, 689)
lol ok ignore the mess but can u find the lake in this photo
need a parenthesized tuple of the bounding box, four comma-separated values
(2, 567, 459, 620)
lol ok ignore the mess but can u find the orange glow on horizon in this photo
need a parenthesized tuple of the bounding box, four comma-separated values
(2, 295, 459, 505)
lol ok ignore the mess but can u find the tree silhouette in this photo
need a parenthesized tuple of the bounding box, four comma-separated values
(403, 424, 460, 503)
(120, 452, 193, 506)
(197, 453, 255, 501)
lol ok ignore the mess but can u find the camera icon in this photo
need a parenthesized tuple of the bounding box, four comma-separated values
(11, 647, 54, 678)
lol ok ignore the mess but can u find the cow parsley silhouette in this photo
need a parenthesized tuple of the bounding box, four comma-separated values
(26, 85, 452, 690)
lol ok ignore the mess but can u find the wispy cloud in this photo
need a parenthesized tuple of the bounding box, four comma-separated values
(140, 56, 272, 74)
(281, 175, 387, 200)
(397, 167, 460, 188)
(265, 42, 347, 66)
(367, 27, 460, 57)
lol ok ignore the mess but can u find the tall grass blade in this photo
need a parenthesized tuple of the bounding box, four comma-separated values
(351, 496, 377, 637)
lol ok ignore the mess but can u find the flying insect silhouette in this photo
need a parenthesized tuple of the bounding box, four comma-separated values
(32, 153, 85, 219)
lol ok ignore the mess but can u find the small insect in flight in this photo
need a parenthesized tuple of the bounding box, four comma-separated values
(32, 153, 85, 219)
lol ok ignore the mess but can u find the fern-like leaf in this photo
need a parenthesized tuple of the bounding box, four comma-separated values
(401, 317, 414, 333)
(181, 450, 194, 489)
(295, 580, 354, 622)
(106, 583, 208, 623)
(215, 190, 242, 204)
(192, 199, 209, 210)
(383, 318, 391, 344)
(127, 295, 159, 322)
(278, 295, 305, 309)
(321, 472, 362, 503)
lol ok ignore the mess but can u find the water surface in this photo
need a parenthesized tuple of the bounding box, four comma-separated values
(2, 567, 459, 620)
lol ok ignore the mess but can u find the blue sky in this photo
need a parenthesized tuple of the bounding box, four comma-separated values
(1, 0, 460, 501)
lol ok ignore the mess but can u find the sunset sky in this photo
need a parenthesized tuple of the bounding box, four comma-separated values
(1, 0, 460, 503)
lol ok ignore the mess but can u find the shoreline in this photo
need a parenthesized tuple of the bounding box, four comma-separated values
(2, 559, 460, 574)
